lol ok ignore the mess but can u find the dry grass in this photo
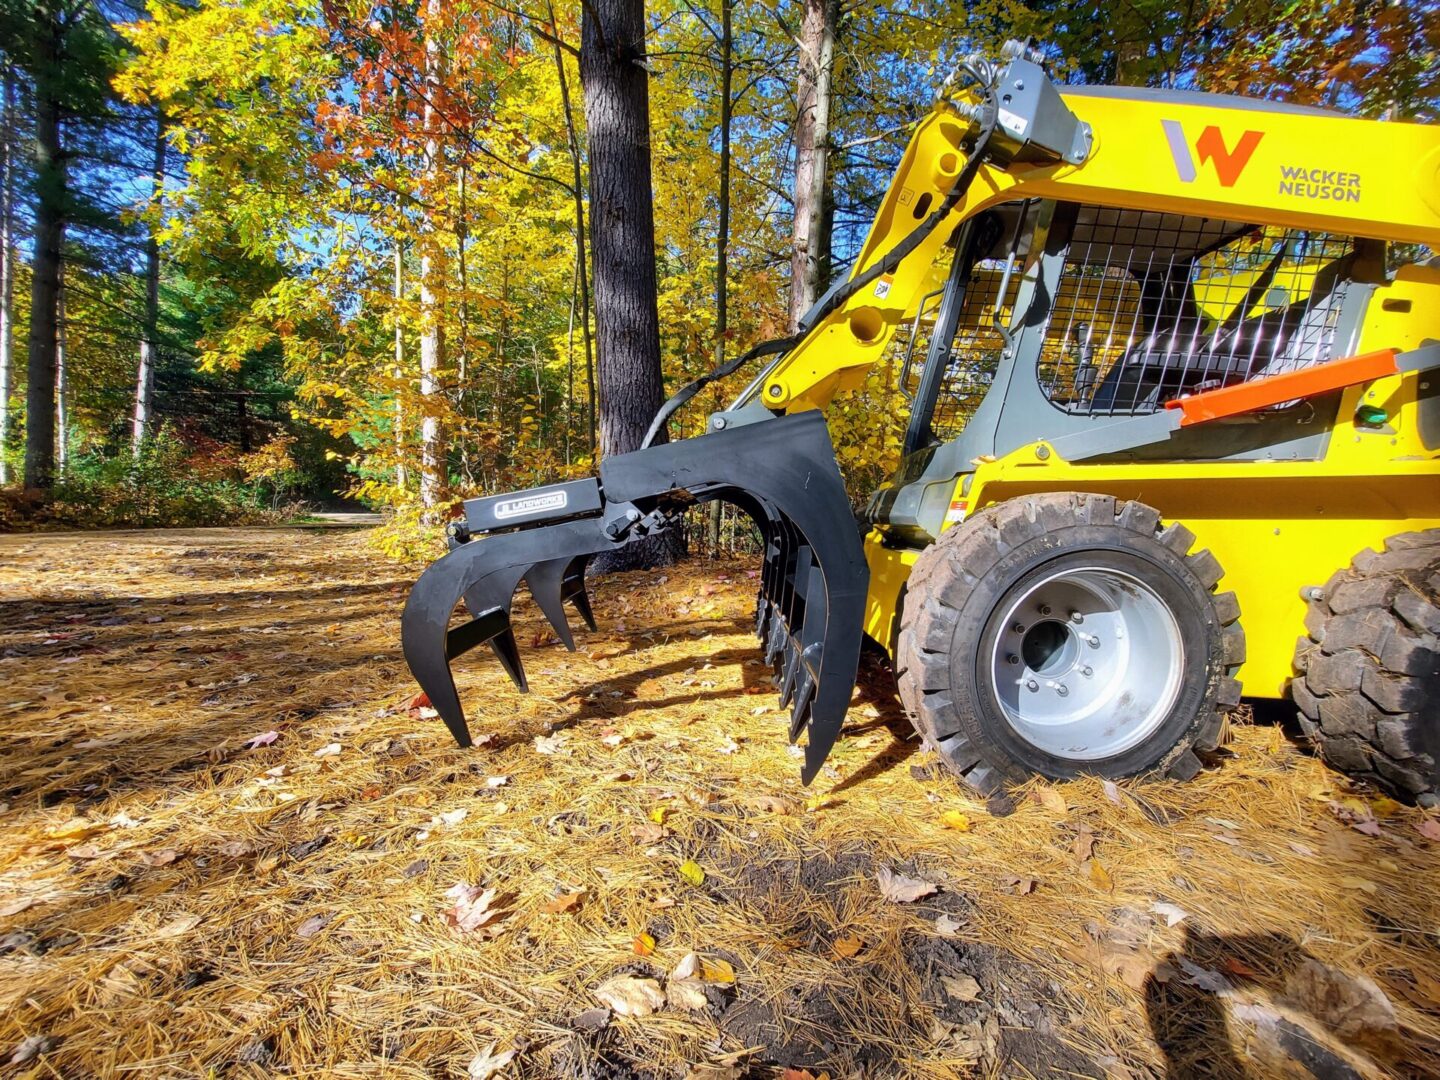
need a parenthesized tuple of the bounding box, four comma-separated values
(1, 526, 1438, 1079)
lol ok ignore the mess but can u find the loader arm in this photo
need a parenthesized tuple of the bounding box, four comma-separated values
(748, 78, 1440, 418)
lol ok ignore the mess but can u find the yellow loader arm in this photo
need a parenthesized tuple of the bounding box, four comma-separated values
(757, 83, 1440, 414)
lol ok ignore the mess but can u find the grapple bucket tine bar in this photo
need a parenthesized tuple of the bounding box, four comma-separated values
(563, 556, 598, 631)
(525, 557, 582, 651)
(600, 411, 867, 784)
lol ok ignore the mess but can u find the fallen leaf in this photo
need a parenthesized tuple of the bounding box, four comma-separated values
(698, 957, 735, 984)
(1179, 958, 1234, 994)
(314, 742, 341, 758)
(934, 913, 964, 937)
(677, 859, 706, 886)
(594, 975, 664, 1017)
(1285, 959, 1399, 1053)
(632, 931, 656, 956)
(940, 810, 971, 832)
(1288, 841, 1317, 857)
(155, 913, 202, 938)
(467, 1042, 517, 1080)
(138, 848, 181, 868)
(630, 821, 667, 844)
(1415, 819, 1440, 842)
(437, 808, 468, 826)
(1350, 818, 1383, 837)
(600, 733, 625, 748)
(1079, 940, 1175, 990)
(542, 890, 586, 914)
(649, 806, 670, 825)
(0, 897, 35, 917)
(1083, 859, 1114, 891)
(66, 842, 106, 859)
(1221, 956, 1260, 979)
(1102, 780, 1123, 806)
(1339, 876, 1378, 894)
(1150, 902, 1189, 927)
(407, 691, 431, 712)
(485, 775, 509, 788)
(667, 977, 708, 1011)
(243, 730, 279, 749)
(1002, 875, 1039, 895)
(941, 974, 981, 1002)
(1073, 826, 1098, 863)
(297, 912, 332, 938)
(218, 840, 253, 858)
(1029, 786, 1067, 814)
(533, 734, 566, 755)
(877, 866, 938, 903)
(831, 935, 865, 959)
(47, 817, 103, 841)
(571, 1007, 610, 1031)
(8, 1034, 59, 1066)
(445, 883, 506, 935)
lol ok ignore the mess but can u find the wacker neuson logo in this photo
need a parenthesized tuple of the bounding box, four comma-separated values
(1161, 119, 1361, 205)
(1161, 119, 1264, 187)
(493, 490, 568, 520)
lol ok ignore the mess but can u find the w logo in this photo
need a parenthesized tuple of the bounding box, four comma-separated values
(1162, 120, 1264, 187)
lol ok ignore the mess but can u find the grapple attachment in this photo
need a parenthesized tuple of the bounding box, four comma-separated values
(401, 411, 869, 783)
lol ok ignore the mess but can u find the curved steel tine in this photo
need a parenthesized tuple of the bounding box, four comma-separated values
(562, 555, 598, 631)
(525, 557, 580, 651)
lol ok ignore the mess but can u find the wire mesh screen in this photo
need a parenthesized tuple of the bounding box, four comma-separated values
(1036, 208, 1358, 415)
(901, 264, 1025, 442)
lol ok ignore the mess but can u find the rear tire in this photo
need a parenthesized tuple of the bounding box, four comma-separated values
(1291, 531, 1440, 805)
(896, 492, 1243, 795)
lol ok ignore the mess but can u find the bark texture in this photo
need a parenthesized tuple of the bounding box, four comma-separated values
(25, 5, 66, 490)
(132, 114, 165, 456)
(417, 0, 448, 510)
(0, 68, 15, 486)
(787, 0, 835, 332)
(580, 0, 682, 568)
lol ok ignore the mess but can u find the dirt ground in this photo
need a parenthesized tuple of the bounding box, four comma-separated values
(1, 526, 1438, 1079)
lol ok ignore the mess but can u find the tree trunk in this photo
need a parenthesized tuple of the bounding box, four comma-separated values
(394, 242, 407, 491)
(581, 0, 682, 568)
(132, 113, 166, 456)
(55, 275, 67, 476)
(0, 67, 15, 487)
(787, 0, 835, 332)
(549, 3, 596, 460)
(25, 8, 66, 491)
(417, 0, 447, 511)
(706, 0, 733, 555)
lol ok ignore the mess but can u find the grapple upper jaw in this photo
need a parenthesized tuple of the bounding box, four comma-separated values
(400, 410, 869, 784)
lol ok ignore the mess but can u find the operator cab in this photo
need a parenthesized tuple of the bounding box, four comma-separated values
(868, 197, 1384, 545)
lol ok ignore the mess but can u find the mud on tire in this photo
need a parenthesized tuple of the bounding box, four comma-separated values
(895, 492, 1244, 796)
(1291, 531, 1440, 805)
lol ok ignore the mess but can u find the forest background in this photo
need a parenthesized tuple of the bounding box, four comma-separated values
(0, 0, 1434, 550)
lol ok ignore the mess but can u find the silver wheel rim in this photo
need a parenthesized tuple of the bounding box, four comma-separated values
(987, 566, 1185, 761)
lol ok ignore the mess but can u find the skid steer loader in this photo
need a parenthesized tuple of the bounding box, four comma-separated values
(404, 41, 1440, 803)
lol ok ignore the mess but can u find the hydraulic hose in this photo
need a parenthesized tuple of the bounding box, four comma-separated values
(640, 84, 1000, 451)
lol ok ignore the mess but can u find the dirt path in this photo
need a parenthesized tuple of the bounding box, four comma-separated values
(1, 528, 1437, 1078)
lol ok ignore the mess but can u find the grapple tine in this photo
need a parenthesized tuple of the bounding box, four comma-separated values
(563, 556, 599, 632)
(488, 624, 528, 691)
(524, 557, 580, 651)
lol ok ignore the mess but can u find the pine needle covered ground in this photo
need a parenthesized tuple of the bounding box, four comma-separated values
(2, 527, 1438, 1079)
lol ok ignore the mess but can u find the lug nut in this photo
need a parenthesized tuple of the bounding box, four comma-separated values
(1055, 683, 1068, 697)
(1012, 622, 1025, 634)
(1025, 679, 1039, 692)
(1081, 665, 1093, 677)
(1069, 611, 1084, 624)
(1039, 604, 1052, 616)
(1006, 654, 1020, 665)
(1083, 633, 1100, 648)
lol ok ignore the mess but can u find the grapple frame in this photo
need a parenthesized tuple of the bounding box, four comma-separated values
(401, 411, 868, 783)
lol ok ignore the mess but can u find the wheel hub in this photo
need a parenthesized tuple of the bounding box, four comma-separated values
(989, 566, 1184, 761)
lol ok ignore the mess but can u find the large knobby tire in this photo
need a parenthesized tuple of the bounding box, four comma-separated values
(896, 492, 1244, 796)
(1291, 531, 1440, 805)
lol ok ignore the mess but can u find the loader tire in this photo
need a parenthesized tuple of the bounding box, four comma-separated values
(896, 492, 1243, 796)
(1291, 531, 1440, 805)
